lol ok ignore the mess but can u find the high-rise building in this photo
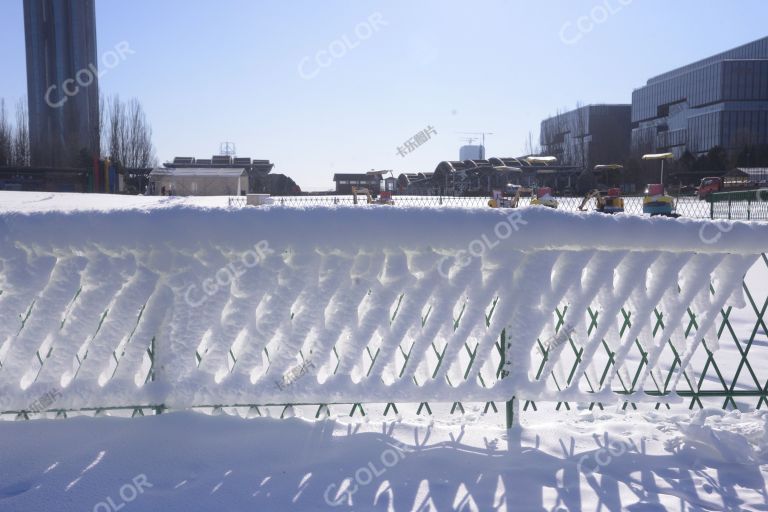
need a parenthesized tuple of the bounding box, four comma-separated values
(459, 145, 485, 161)
(24, 0, 100, 168)
(540, 104, 632, 170)
(631, 37, 768, 159)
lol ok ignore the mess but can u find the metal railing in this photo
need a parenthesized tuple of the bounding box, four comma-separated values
(707, 189, 768, 220)
(228, 193, 768, 220)
(2, 208, 767, 428)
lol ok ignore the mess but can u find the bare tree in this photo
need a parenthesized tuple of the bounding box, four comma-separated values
(12, 99, 30, 167)
(573, 101, 588, 169)
(104, 95, 156, 169)
(524, 130, 541, 156)
(0, 99, 12, 166)
(98, 93, 107, 160)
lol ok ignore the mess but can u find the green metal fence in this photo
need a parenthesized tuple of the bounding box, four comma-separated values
(5, 254, 766, 429)
(707, 189, 768, 220)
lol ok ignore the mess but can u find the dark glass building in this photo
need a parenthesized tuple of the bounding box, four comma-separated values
(631, 37, 768, 158)
(24, 0, 100, 167)
(540, 104, 632, 170)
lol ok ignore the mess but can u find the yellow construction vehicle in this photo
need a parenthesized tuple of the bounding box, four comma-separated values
(488, 187, 526, 208)
(578, 188, 624, 214)
(530, 187, 558, 208)
(352, 186, 394, 205)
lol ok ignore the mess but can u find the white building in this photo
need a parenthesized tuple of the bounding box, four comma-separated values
(460, 145, 485, 161)
(148, 168, 248, 196)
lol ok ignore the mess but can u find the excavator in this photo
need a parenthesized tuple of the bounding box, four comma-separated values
(578, 188, 625, 214)
(488, 186, 558, 209)
(530, 186, 558, 209)
(488, 187, 524, 208)
(351, 186, 394, 205)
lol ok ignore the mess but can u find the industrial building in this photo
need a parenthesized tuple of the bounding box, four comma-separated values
(397, 157, 580, 196)
(540, 105, 632, 171)
(459, 145, 485, 161)
(332, 173, 382, 194)
(631, 36, 768, 159)
(0, 166, 90, 192)
(148, 168, 248, 196)
(162, 156, 299, 194)
(24, 0, 100, 168)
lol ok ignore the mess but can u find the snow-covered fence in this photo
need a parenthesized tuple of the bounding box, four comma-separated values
(0, 207, 767, 419)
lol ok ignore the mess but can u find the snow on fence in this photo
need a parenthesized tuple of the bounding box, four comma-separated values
(0, 206, 767, 419)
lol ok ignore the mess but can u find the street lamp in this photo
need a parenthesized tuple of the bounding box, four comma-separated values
(642, 153, 674, 186)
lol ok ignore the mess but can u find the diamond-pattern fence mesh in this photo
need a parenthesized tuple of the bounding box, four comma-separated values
(229, 193, 768, 220)
(2, 207, 767, 425)
(523, 253, 768, 414)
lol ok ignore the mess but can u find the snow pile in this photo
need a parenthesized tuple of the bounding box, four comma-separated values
(1, 202, 767, 413)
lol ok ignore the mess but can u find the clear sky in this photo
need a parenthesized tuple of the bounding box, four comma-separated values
(1, 0, 766, 190)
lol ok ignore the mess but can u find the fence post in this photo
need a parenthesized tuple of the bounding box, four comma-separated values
(748, 197, 752, 221)
(499, 328, 515, 428)
(728, 193, 732, 220)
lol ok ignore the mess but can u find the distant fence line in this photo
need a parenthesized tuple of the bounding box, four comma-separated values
(229, 192, 768, 221)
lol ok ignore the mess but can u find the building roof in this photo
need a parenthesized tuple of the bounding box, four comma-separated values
(332, 173, 378, 181)
(646, 36, 768, 85)
(734, 167, 768, 180)
(149, 167, 246, 177)
(163, 157, 274, 174)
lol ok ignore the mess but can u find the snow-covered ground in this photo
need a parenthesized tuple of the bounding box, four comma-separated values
(1, 191, 767, 511)
(0, 191, 227, 213)
(1, 409, 767, 511)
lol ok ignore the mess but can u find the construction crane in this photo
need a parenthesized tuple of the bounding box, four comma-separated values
(456, 132, 494, 159)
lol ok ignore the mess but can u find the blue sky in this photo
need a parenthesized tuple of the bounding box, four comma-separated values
(1, 0, 766, 190)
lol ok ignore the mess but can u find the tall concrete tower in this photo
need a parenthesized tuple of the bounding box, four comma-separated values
(24, 0, 99, 168)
